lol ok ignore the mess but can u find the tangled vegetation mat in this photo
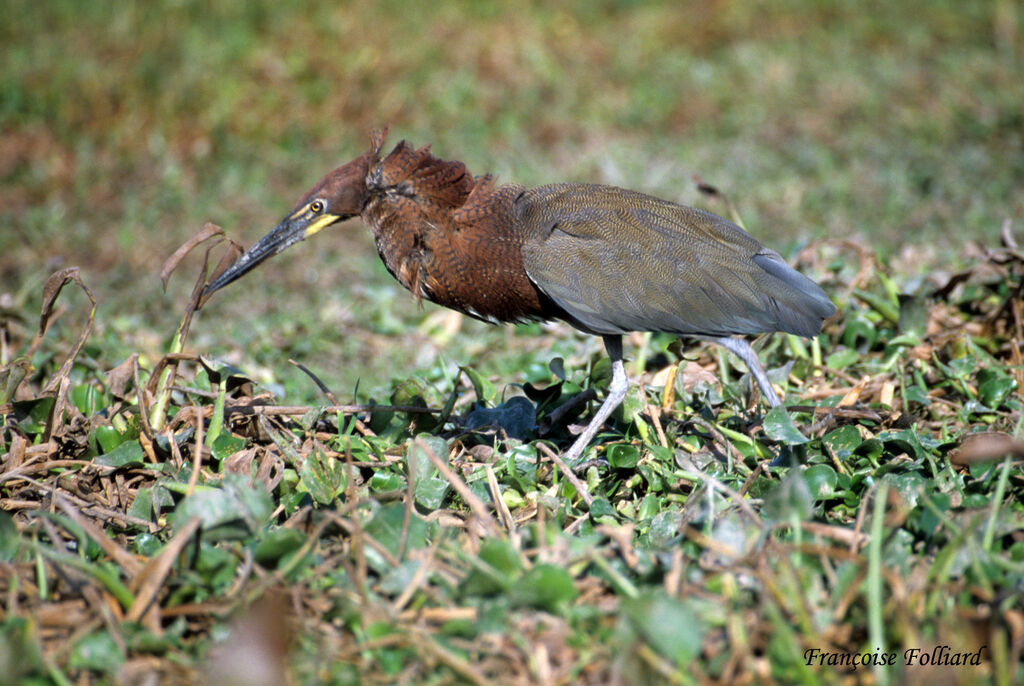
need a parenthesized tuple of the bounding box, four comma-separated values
(2, 227, 1023, 685)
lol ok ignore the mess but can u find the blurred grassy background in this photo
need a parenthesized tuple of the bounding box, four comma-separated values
(2, 0, 1021, 403)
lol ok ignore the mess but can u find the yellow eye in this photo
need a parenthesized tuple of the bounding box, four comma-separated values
(310, 200, 325, 213)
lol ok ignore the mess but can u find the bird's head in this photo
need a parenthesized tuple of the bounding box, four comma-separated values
(204, 127, 389, 297)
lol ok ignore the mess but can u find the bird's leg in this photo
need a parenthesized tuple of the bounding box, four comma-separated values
(709, 336, 782, 408)
(561, 335, 629, 465)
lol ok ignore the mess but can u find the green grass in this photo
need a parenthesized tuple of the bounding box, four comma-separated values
(2, 1, 1023, 683)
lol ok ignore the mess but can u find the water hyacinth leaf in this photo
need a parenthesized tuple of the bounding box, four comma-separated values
(169, 475, 273, 539)
(252, 527, 307, 568)
(509, 563, 577, 612)
(823, 425, 863, 460)
(763, 469, 813, 522)
(763, 406, 811, 445)
(826, 347, 860, 370)
(69, 631, 123, 674)
(622, 591, 704, 665)
(94, 440, 145, 468)
(638, 493, 660, 521)
(462, 539, 522, 596)
(803, 464, 838, 499)
(0, 513, 20, 561)
(379, 560, 424, 595)
(299, 449, 348, 505)
(479, 537, 523, 575)
(210, 433, 246, 463)
(977, 369, 1016, 409)
(369, 471, 403, 492)
(94, 425, 126, 454)
(841, 313, 878, 350)
(364, 502, 428, 562)
(606, 443, 640, 469)
(12, 397, 55, 434)
(127, 487, 154, 523)
(408, 436, 450, 509)
(460, 365, 496, 405)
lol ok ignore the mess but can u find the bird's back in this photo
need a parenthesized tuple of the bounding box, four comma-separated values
(515, 183, 835, 338)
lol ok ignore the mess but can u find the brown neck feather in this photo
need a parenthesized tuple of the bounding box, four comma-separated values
(359, 139, 557, 324)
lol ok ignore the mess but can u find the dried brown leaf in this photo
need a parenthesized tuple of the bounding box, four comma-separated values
(127, 516, 203, 626)
(160, 222, 225, 290)
(105, 354, 138, 400)
(33, 268, 96, 394)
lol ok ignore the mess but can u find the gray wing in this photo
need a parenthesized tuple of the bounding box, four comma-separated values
(515, 183, 834, 338)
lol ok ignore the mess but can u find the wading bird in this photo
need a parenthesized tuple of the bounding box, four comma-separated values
(205, 128, 834, 463)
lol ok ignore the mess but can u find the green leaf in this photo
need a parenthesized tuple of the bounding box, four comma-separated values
(763, 469, 813, 522)
(0, 512, 20, 561)
(854, 288, 899, 324)
(510, 563, 577, 612)
(134, 533, 161, 557)
(299, 449, 348, 505)
(379, 560, 424, 595)
(364, 502, 428, 568)
(622, 591, 704, 665)
(460, 365, 496, 405)
(408, 436, 450, 509)
(94, 440, 145, 468)
(71, 383, 100, 415)
(589, 497, 616, 520)
(638, 494, 660, 521)
(12, 397, 55, 435)
(606, 443, 640, 469)
(69, 631, 124, 674)
(841, 312, 878, 349)
(825, 347, 860, 370)
(252, 527, 307, 568)
(823, 425, 863, 460)
(480, 538, 523, 575)
(127, 486, 154, 522)
(210, 433, 246, 463)
(803, 464, 838, 499)
(978, 371, 1016, 409)
(169, 475, 273, 539)
(414, 476, 449, 510)
(461, 541, 520, 597)
(763, 406, 810, 445)
(369, 471, 403, 492)
(94, 425, 126, 453)
(0, 617, 44, 678)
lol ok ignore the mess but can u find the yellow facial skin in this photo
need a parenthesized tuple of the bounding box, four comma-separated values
(302, 212, 338, 238)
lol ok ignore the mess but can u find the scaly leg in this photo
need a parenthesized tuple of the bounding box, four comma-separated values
(561, 335, 629, 464)
(707, 335, 782, 408)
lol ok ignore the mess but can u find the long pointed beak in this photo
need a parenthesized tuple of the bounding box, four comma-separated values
(204, 212, 343, 297)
